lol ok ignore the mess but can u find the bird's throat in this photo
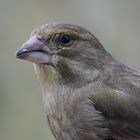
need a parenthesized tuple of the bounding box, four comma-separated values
(34, 64, 59, 87)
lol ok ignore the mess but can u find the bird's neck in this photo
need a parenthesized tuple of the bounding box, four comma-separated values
(33, 51, 115, 90)
(34, 64, 59, 88)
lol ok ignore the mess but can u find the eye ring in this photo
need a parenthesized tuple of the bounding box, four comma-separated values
(60, 34, 72, 45)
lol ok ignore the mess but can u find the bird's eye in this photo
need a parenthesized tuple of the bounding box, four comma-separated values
(60, 34, 71, 45)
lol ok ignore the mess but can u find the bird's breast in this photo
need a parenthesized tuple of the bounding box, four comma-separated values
(43, 89, 76, 140)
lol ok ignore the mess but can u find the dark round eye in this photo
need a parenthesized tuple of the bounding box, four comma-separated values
(60, 34, 71, 45)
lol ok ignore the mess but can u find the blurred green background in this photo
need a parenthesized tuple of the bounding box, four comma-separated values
(0, 0, 140, 140)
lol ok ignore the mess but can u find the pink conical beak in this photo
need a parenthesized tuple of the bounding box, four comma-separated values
(16, 35, 50, 64)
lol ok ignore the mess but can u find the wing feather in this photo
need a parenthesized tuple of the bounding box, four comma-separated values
(89, 88, 140, 139)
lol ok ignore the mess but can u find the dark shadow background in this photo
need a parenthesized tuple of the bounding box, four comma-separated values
(0, 0, 140, 140)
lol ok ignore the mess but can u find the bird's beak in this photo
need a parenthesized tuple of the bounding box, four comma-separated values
(16, 35, 50, 64)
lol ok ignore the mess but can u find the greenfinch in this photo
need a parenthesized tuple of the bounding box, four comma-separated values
(16, 23, 140, 140)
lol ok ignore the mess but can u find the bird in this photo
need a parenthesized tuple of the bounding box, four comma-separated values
(16, 23, 140, 140)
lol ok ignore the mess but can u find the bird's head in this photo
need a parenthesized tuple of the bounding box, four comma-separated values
(16, 23, 109, 87)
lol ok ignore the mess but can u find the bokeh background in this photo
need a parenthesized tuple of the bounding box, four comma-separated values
(1, 0, 140, 140)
